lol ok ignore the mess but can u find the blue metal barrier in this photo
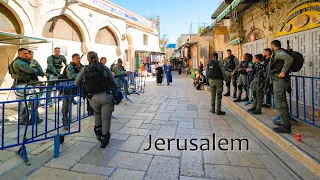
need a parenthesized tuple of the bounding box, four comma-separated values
(0, 79, 91, 164)
(271, 75, 320, 128)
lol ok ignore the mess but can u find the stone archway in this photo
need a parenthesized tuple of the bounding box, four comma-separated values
(125, 33, 134, 70)
(42, 15, 84, 42)
(95, 26, 118, 46)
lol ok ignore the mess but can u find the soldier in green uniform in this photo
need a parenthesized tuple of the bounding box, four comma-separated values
(61, 53, 83, 130)
(46, 47, 67, 104)
(269, 40, 293, 133)
(27, 50, 46, 123)
(247, 54, 268, 114)
(234, 53, 252, 102)
(206, 53, 226, 115)
(10, 48, 42, 125)
(262, 48, 273, 108)
(224, 49, 239, 98)
(113, 58, 131, 95)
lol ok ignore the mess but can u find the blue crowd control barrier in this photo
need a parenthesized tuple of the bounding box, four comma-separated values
(0, 79, 91, 164)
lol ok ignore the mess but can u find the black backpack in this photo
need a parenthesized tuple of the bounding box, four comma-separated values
(206, 60, 223, 80)
(285, 40, 304, 73)
(83, 63, 108, 95)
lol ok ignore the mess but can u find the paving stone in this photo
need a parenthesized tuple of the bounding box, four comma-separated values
(45, 157, 78, 170)
(107, 152, 153, 171)
(72, 137, 99, 143)
(61, 141, 97, 161)
(169, 116, 194, 122)
(110, 133, 129, 141)
(139, 124, 161, 130)
(203, 151, 229, 165)
(153, 112, 172, 120)
(180, 176, 214, 180)
(195, 120, 212, 130)
(209, 119, 229, 125)
(125, 120, 144, 128)
(25, 167, 84, 180)
(120, 135, 145, 152)
(139, 142, 181, 157)
(0, 156, 24, 175)
(134, 112, 156, 118)
(156, 125, 177, 138)
(145, 156, 180, 180)
(0, 150, 16, 163)
(220, 130, 239, 137)
(117, 115, 147, 120)
(117, 127, 149, 136)
(178, 121, 194, 128)
(249, 168, 276, 180)
(226, 152, 264, 168)
(180, 150, 204, 177)
(71, 163, 114, 176)
(120, 109, 139, 115)
(79, 140, 124, 166)
(177, 128, 220, 136)
(29, 140, 54, 155)
(171, 112, 198, 118)
(257, 155, 296, 180)
(109, 169, 145, 180)
(198, 109, 210, 119)
(82, 174, 109, 180)
(149, 120, 178, 126)
(110, 123, 124, 133)
(204, 164, 253, 180)
(113, 118, 130, 124)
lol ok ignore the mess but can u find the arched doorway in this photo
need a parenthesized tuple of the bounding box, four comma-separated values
(243, 28, 267, 56)
(125, 33, 134, 70)
(94, 26, 118, 67)
(0, 3, 22, 85)
(42, 15, 84, 65)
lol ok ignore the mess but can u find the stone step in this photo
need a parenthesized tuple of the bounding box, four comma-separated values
(203, 85, 320, 176)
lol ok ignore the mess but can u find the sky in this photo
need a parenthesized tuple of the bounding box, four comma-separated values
(109, 0, 218, 44)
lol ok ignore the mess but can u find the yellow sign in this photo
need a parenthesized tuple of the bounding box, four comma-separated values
(276, 2, 320, 37)
(214, 26, 228, 35)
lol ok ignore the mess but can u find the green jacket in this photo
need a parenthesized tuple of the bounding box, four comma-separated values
(65, 62, 84, 79)
(30, 59, 45, 77)
(47, 55, 67, 76)
(11, 58, 37, 80)
(113, 65, 126, 77)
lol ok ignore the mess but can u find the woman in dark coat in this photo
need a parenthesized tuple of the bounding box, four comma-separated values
(155, 63, 164, 85)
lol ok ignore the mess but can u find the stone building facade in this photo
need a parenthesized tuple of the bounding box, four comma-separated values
(205, 0, 320, 108)
(0, 0, 160, 87)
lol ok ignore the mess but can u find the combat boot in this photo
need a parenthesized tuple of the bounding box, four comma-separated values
(233, 93, 237, 98)
(100, 133, 111, 148)
(273, 121, 282, 126)
(233, 97, 242, 102)
(242, 97, 249, 102)
(210, 109, 215, 114)
(247, 108, 256, 112)
(223, 92, 230, 96)
(252, 110, 262, 114)
(216, 111, 226, 115)
(94, 125, 102, 141)
(273, 124, 291, 133)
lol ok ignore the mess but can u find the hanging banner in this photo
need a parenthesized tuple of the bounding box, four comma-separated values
(214, 26, 228, 35)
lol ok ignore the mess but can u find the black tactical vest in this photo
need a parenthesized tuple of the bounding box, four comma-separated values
(206, 60, 223, 80)
(225, 55, 236, 70)
(270, 50, 285, 74)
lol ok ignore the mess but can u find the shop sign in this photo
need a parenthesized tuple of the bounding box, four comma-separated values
(91, 0, 155, 30)
(214, 26, 228, 35)
(277, 2, 320, 37)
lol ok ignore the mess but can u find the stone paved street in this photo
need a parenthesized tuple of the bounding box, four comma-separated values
(0, 72, 316, 180)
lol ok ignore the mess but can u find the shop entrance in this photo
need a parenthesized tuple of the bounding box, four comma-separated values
(242, 38, 267, 56)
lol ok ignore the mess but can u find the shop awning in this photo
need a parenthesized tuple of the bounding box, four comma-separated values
(0, 31, 49, 46)
(209, 0, 244, 29)
(211, 0, 233, 20)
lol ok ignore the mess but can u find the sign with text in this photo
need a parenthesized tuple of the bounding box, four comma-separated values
(214, 26, 228, 35)
(91, 0, 155, 31)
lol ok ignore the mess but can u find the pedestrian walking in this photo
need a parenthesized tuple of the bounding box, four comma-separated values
(74, 51, 119, 148)
(247, 54, 268, 115)
(177, 63, 182, 75)
(164, 62, 173, 86)
(61, 53, 84, 130)
(224, 49, 239, 98)
(269, 40, 293, 133)
(206, 53, 226, 115)
(234, 53, 252, 102)
(155, 62, 164, 85)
